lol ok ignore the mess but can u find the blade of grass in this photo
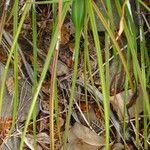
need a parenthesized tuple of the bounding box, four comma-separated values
(28, 0, 69, 5)
(105, 1, 111, 132)
(54, 79, 61, 143)
(19, 2, 70, 149)
(138, 0, 150, 12)
(52, 0, 61, 145)
(0, 0, 10, 43)
(84, 14, 104, 126)
(125, 2, 140, 147)
(83, 10, 90, 122)
(86, 0, 110, 149)
(49, 1, 62, 149)
(92, 1, 134, 92)
(32, 0, 38, 148)
(115, 0, 150, 120)
(138, 4, 148, 149)
(105, 0, 118, 93)
(0, 1, 31, 117)
(63, 1, 85, 148)
(9, 0, 19, 135)
(63, 30, 81, 150)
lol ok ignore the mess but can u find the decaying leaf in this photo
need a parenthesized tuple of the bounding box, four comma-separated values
(61, 25, 70, 45)
(39, 116, 49, 132)
(68, 42, 75, 53)
(25, 133, 49, 150)
(6, 76, 14, 96)
(79, 101, 91, 112)
(110, 89, 143, 121)
(67, 123, 105, 150)
(68, 138, 100, 150)
(0, 117, 12, 141)
(111, 143, 124, 150)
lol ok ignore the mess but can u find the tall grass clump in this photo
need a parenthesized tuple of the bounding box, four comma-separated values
(0, 0, 149, 150)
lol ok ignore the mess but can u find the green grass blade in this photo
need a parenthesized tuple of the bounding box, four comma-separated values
(86, 0, 109, 149)
(28, 0, 70, 5)
(19, 2, 70, 149)
(138, 0, 150, 12)
(32, 1, 38, 148)
(0, 1, 31, 117)
(115, 0, 150, 120)
(139, 12, 148, 150)
(9, 0, 19, 135)
(83, 11, 90, 122)
(92, 1, 134, 92)
(63, 30, 81, 149)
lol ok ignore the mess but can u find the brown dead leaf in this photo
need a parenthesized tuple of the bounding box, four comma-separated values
(93, 103, 102, 119)
(68, 138, 100, 150)
(61, 25, 70, 45)
(68, 42, 75, 53)
(59, 116, 64, 128)
(66, 57, 73, 68)
(6, 76, 14, 96)
(6, 75, 22, 96)
(0, 48, 7, 63)
(110, 88, 143, 121)
(42, 81, 50, 95)
(110, 90, 132, 121)
(68, 123, 105, 150)
(0, 117, 12, 140)
(39, 116, 49, 132)
(25, 133, 49, 150)
(111, 143, 124, 150)
(80, 101, 91, 112)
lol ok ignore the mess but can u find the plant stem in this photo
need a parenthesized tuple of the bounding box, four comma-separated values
(63, 30, 81, 149)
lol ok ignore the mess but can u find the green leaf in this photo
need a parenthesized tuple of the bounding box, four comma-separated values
(72, 0, 85, 32)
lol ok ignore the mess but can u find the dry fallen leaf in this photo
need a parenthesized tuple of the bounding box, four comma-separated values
(61, 25, 70, 45)
(25, 133, 49, 150)
(0, 117, 12, 140)
(80, 101, 91, 112)
(68, 42, 75, 53)
(39, 116, 49, 132)
(66, 57, 73, 68)
(6, 75, 21, 96)
(6, 76, 14, 96)
(67, 123, 105, 150)
(68, 138, 100, 150)
(59, 116, 65, 128)
(110, 88, 143, 121)
(111, 143, 124, 150)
